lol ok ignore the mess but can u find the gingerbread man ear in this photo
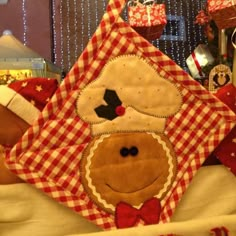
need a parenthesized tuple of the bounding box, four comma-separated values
(76, 55, 182, 125)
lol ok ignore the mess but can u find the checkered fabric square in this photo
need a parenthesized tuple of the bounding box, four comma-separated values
(6, 0, 236, 231)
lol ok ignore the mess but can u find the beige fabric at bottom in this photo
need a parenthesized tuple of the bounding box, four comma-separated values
(171, 165, 236, 221)
(0, 183, 102, 236)
(66, 165, 236, 236)
(1, 165, 236, 236)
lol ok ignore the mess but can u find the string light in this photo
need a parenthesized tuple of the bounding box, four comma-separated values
(196, 0, 203, 44)
(179, 0, 187, 70)
(59, 0, 64, 71)
(172, 1, 179, 66)
(102, 0, 107, 12)
(186, 0, 194, 55)
(177, 2, 184, 67)
(66, 0, 71, 70)
(198, 0, 208, 45)
(155, 40, 160, 49)
(80, 0, 85, 52)
(73, 0, 79, 61)
(22, 0, 27, 45)
(163, 0, 170, 57)
(55, 0, 206, 73)
(191, 5, 198, 49)
(51, 0, 57, 64)
(94, 0, 99, 27)
(87, 0, 92, 39)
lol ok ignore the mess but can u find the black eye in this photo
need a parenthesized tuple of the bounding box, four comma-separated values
(120, 147, 129, 157)
(130, 146, 138, 156)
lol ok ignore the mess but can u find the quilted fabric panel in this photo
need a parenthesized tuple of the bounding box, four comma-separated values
(6, 0, 236, 230)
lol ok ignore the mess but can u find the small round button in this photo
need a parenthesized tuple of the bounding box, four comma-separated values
(130, 146, 138, 156)
(120, 147, 129, 157)
(115, 105, 125, 116)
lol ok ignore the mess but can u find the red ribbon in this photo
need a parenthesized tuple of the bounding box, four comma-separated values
(191, 51, 203, 77)
(210, 227, 229, 236)
(195, 10, 210, 25)
(115, 197, 161, 229)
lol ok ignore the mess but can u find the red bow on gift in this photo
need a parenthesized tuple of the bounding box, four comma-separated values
(195, 10, 211, 25)
(115, 197, 161, 229)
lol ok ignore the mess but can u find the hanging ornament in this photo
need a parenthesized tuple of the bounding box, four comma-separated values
(208, 64, 232, 93)
(195, 9, 210, 25)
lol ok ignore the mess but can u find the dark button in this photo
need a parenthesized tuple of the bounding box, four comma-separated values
(130, 146, 138, 156)
(120, 147, 129, 157)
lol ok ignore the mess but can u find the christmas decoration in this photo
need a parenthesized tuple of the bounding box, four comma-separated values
(195, 9, 211, 25)
(4, 0, 236, 231)
(0, 77, 58, 126)
(0, 2, 236, 236)
(127, 0, 167, 40)
(55, 0, 206, 72)
(0, 30, 62, 85)
(208, 64, 232, 93)
(208, 0, 236, 30)
(212, 83, 236, 176)
(194, 5, 235, 86)
(186, 44, 215, 79)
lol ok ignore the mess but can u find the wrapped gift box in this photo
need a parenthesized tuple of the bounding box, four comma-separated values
(128, 3, 167, 40)
(208, 0, 236, 29)
(186, 44, 215, 79)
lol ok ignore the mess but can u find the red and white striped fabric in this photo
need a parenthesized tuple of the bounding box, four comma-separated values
(5, 0, 236, 231)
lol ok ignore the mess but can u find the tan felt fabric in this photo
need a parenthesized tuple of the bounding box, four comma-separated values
(0, 105, 30, 147)
(77, 55, 182, 135)
(81, 132, 177, 213)
(0, 147, 24, 184)
(0, 105, 29, 184)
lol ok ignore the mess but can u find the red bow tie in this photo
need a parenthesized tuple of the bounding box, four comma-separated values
(211, 227, 229, 236)
(115, 197, 161, 229)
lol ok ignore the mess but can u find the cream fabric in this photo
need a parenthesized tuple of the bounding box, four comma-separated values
(68, 216, 236, 236)
(0, 183, 101, 236)
(67, 165, 236, 236)
(171, 165, 236, 221)
(1, 165, 236, 236)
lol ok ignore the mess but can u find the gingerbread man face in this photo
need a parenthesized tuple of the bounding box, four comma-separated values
(80, 132, 177, 213)
(77, 55, 182, 218)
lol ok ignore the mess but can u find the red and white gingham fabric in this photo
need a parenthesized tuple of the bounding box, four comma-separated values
(6, 0, 236, 230)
